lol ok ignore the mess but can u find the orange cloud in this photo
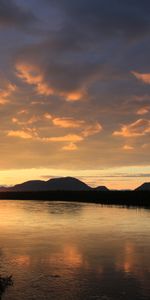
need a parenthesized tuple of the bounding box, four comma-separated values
(16, 62, 84, 102)
(36, 82, 54, 96)
(43, 134, 83, 143)
(44, 113, 52, 120)
(62, 143, 78, 151)
(7, 130, 35, 139)
(123, 145, 134, 150)
(82, 122, 102, 137)
(16, 63, 42, 84)
(0, 82, 16, 104)
(62, 91, 84, 102)
(136, 106, 150, 115)
(52, 117, 85, 128)
(17, 109, 28, 115)
(12, 115, 40, 126)
(9, 111, 102, 151)
(113, 119, 150, 137)
(132, 71, 150, 84)
(16, 63, 54, 96)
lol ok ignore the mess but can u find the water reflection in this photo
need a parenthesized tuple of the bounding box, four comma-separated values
(0, 200, 150, 299)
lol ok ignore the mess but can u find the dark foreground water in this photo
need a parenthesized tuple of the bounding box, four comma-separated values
(0, 200, 150, 300)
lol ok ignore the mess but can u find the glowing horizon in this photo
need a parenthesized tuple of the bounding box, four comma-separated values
(0, 166, 150, 190)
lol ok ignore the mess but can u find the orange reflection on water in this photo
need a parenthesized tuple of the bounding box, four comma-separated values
(62, 245, 83, 267)
(13, 255, 31, 267)
(116, 242, 136, 274)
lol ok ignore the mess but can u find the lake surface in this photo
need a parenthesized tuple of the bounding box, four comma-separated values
(0, 200, 150, 300)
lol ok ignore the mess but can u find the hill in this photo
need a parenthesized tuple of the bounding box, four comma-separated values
(94, 186, 109, 191)
(1, 177, 92, 192)
(0, 177, 109, 192)
(135, 182, 150, 191)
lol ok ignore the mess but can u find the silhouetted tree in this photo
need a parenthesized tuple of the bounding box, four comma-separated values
(0, 275, 13, 299)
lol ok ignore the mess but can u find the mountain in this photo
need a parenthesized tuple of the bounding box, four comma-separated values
(0, 186, 9, 192)
(45, 177, 91, 191)
(0, 177, 110, 192)
(11, 180, 46, 191)
(4, 177, 91, 192)
(94, 186, 109, 191)
(135, 182, 150, 191)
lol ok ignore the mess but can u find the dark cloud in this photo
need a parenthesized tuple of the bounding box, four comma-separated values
(14, 0, 150, 96)
(0, 0, 36, 28)
(47, 0, 150, 40)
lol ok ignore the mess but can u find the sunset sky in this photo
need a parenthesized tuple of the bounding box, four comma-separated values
(0, 0, 150, 189)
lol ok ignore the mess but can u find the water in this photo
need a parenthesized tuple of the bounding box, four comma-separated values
(0, 200, 150, 300)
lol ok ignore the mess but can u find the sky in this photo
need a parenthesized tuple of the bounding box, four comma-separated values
(0, 0, 150, 189)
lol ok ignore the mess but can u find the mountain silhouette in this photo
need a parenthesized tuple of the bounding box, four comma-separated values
(11, 180, 47, 191)
(94, 186, 109, 191)
(135, 182, 150, 191)
(0, 177, 109, 192)
(6, 177, 91, 191)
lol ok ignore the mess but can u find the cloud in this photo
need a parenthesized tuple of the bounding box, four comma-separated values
(12, 115, 40, 126)
(132, 71, 150, 84)
(123, 145, 134, 150)
(62, 143, 78, 151)
(16, 63, 54, 96)
(14, 0, 150, 105)
(7, 129, 37, 140)
(0, 0, 36, 28)
(9, 111, 102, 151)
(42, 134, 83, 143)
(113, 119, 150, 137)
(82, 122, 102, 137)
(0, 82, 16, 104)
(61, 91, 84, 102)
(44, 113, 52, 120)
(51, 117, 85, 128)
(16, 62, 85, 101)
(47, 0, 150, 40)
(136, 106, 150, 115)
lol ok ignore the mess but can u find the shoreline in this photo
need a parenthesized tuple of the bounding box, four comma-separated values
(0, 191, 150, 208)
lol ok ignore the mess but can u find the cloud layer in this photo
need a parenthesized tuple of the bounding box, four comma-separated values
(0, 0, 149, 181)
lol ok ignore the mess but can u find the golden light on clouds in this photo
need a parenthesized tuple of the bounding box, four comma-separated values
(16, 62, 84, 101)
(9, 110, 102, 151)
(82, 122, 102, 137)
(113, 119, 150, 137)
(123, 145, 134, 150)
(16, 63, 54, 96)
(0, 0, 150, 189)
(7, 129, 36, 139)
(132, 71, 150, 84)
(0, 82, 16, 104)
(136, 106, 150, 115)
(63, 91, 84, 101)
(43, 134, 84, 143)
(52, 117, 85, 128)
(62, 143, 78, 151)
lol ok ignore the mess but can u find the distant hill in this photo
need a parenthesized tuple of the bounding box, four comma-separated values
(44, 177, 91, 191)
(11, 180, 47, 192)
(0, 186, 9, 192)
(94, 186, 109, 191)
(0, 177, 109, 192)
(135, 182, 150, 191)
(1, 177, 91, 192)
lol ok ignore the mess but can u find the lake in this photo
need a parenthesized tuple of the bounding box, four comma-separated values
(0, 200, 150, 300)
